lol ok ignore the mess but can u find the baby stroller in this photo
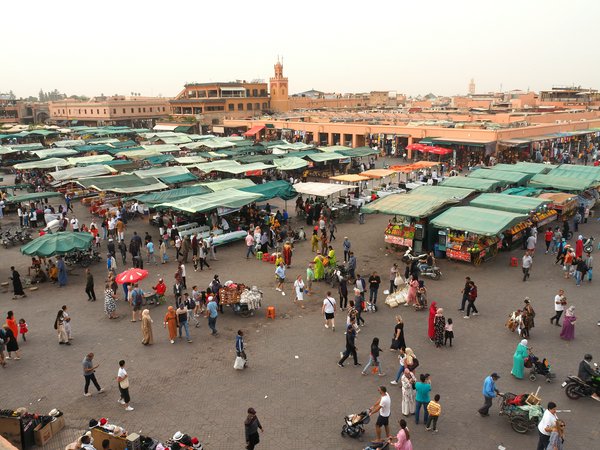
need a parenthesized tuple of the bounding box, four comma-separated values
(341, 410, 370, 439)
(525, 353, 555, 382)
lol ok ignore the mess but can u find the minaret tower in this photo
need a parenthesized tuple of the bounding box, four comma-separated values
(269, 57, 290, 112)
(468, 78, 476, 95)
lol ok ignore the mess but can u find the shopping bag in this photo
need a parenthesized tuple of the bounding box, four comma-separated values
(234, 356, 246, 370)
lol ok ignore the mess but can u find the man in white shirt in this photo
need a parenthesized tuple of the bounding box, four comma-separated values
(70, 217, 79, 232)
(550, 289, 566, 326)
(522, 251, 533, 281)
(526, 233, 537, 253)
(117, 360, 134, 411)
(108, 217, 117, 238)
(321, 291, 336, 331)
(369, 386, 391, 442)
(536, 402, 557, 450)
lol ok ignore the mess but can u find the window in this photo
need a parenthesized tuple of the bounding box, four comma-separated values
(252, 89, 258, 97)
(84, 109, 87, 114)
(112, 109, 116, 114)
(143, 107, 146, 112)
(97, 109, 100, 114)
(255, 103, 260, 110)
(260, 89, 267, 96)
(228, 104, 235, 111)
(103, 109, 106, 114)
(69, 109, 71, 114)
(78, 109, 81, 114)
(162, 107, 166, 112)
(262, 103, 268, 110)
(206, 106, 224, 112)
(131, 108, 134, 113)
(247, 103, 253, 110)
(123, 108, 126, 113)
(150, 107, 153, 112)
(246, 89, 250, 97)
(238, 103, 244, 111)
(197, 91, 206, 98)
(138, 108, 141, 113)
(208, 90, 218, 98)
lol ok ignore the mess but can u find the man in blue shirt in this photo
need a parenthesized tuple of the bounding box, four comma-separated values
(206, 296, 218, 336)
(478, 372, 501, 416)
(275, 262, 286, 295)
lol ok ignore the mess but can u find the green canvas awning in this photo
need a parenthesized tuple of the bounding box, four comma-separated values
(236, 154, 281, 164)
(529, 174, 598, 192)
(274, 157, 309, 171)
(30, 148, 78, 159)
(173, 156, 208, 165)
(13, 158, 71, 170)
(549, 165, 600, 182)
(68, 154, 114, 166)
(109, 140, 138, 149)
(240, 180, 297, 201)
(214, 162, 275, 174)
(469, 193, 550, 214)
(145, 154, 175, 165)
(431, 206, 528, 236)
(468, 168, 531, 185)
(72, 144, 114, 153)
(20, 231, 93, 257)
(307, 152, 346, 162)
(134, 166, 191, 180)
(502, 187, 544, 197)
(440, 176, 504, 192)
(116, 148, 163, 160)
(157, 188, 262, 214)
(78, 174, 168, 193)
(492, 163, 553, 175)
(336, 147, 380, 158)
(195, 160, 242, 173)
(197, 178, 255, 192)
(125, 185, 212, 207)
(6, 191, 63, 204)
(50, 165, 117, 182)
(317, 145, 352, 153)
(159, 172, 198, 184)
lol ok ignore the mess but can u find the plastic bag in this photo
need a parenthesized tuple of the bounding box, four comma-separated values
(234, 356, 246, 370)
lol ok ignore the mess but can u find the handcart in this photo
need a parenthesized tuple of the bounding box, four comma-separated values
(498, 389, 543, 434)
(219, 283, 263, 318)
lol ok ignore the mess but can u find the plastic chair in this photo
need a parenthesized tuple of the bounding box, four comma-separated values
(266, 306, 276, 319)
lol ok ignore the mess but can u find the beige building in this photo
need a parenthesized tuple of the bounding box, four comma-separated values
(48, 96, 170, 126)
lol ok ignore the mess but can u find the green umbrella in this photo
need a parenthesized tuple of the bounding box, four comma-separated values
(20, 232, 93, 257)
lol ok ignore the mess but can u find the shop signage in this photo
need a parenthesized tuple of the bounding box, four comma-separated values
(384, 235, 413, 247)
(446, 249, 471, 262)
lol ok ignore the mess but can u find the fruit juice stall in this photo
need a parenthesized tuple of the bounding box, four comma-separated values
(537, 192, 578, 220)
(431, 206, 528, 265)
(468, 193, 554, 250)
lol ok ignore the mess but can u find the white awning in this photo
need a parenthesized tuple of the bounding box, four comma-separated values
(153, 124, 179, 131)
(220, 87, 245, 92)
(293, 182, 354, 197)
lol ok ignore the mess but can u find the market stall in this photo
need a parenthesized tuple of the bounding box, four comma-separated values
(441, 176, 505, 192)
(538, 192, 578, 219)
(431, 206, 528, 265)
(468, 168, 532, 186)
(529, 173, 599, 193)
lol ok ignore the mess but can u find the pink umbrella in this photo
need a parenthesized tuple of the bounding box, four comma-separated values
(115, 268, 149, 284)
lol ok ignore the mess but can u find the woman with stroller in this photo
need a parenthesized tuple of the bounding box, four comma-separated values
(511, 339, 529, 379)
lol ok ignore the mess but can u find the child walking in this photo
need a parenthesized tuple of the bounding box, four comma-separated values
(444, 318, 454, 347)
(18, 319, 28, 342)
(361, 337, 385, 376)
(426, 394, 442, 432)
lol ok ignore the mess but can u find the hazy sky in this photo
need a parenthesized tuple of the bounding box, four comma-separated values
(3, 0, 600, 98)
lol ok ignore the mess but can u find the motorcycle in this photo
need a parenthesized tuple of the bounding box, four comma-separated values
(419, 265, 442, 280)
(64, 250, 94, 268)
(401, 246, 426, 263)
(582, 236, 594, 253)
(562, 364, 600, 400)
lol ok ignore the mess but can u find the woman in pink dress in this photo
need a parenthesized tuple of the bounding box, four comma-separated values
(560, 305, 577, 340)
(405, 276, 419, 307)
(392, 419, 413, 450)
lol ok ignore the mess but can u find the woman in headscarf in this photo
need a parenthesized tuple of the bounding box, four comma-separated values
(163, 306, 177, 344)
(400, 368, 417, 416)
(2, 324, 20, 360)
(575, 235, 584, 259)
(48, 260, 58, 283)
(405, 275, 419, 307)
(104, 282, 119, 319)
(313, 251, 324, 281)
(10, 267, 26, 298)
(54, 309, 70, 345)
(427, 301, 438, 340)
(141, 309, 154, 345)
(433, 308, 445, 348)
(282, 241, 293, 267)
(560, 306, 577, 341)
(56, 255, 67, 287)
(511, 339, 529, 379)
(244, 407, 263, 450)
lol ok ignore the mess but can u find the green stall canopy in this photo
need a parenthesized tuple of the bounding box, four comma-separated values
(491, 163, 553, 175)
(20, 231, 93, 257)
(6, 191, 63, 204)
(156, 188, 262, 214)
(159, 172, 198, 184)
(125, 185, 212, 207)
(239, 180, 297, 201)
(529, 174, 599, 192)
(440, 176, 504, 192)
(469, 193, 549, 214)
(78, 174, 168, 193)
(197, 178, 255, 192)
(431, 206, 528, 236)
(468, 168, 531, 185)
(273, 157, 309, 171)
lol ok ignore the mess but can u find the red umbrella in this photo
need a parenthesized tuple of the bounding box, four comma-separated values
(428, 146, 453, 155)
(116, 268, 149, 284)
(406, 143, 427, 151)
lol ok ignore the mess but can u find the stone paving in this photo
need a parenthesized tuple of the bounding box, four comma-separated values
(1, 185, 599, 450)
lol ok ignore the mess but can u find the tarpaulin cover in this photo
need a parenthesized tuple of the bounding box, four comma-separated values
(292, 182, 354, 197)
(50, 165, 117, 181)
(197, 178, 255, 192)
(307, 152, 346, 162)
(469, 193, 549, 214)
(529, 174, 598, 192)
(145, 154, 175, 165)
(13, 158, 71, 169)
(78, 174, 168, 193)
(502, 187, 543, 197)
(30, 148, 78, 159)
(141, 144, 182, 153)
(441, 176, 504, 192)
(492, 163, 553, 175)
(174, 156, 208, 164)
(157, 188, 262, 214)
(195, 160, 241, 173)
(360, 169, 397, 179)
(211, 162, 275, 174)
(125, 185, 212, 207)
(239, 180, 297, 201)
(468, 168, 531, 185)
(538, 192, 577, 205)
(134, 166, 191, 179)
(329, 174, 370, 183)
(336, 147, 380, 158)
(20, 231, 93, 257)
(116, 148, 163, 160)
(53, 140, 84, 148)
(159, 172, 198, 184)
(273, 157, 309, 171)
(431, 206, 527, 236)
(549, 165, 600, 182)
(72, 144, 114, 153)
(68, 154, 114, 166)
(6, 191, 63, 204)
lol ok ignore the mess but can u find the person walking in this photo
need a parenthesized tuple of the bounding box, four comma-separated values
(544, 227, 554, 254)
(400, 369, 416, 416)
(306, 263, 315, 296)
(522, 251, 533, 281)
(293, 275, 305, 309)
(585, 251, 593, 282)
(559, 305, 577, 340)
(463, 280, 478, 319)
(547, 420, 566, 450)
(368, 271, 381, 308)
(362, 337, 385, 376)
(117, 360, 134, 411)
(369, 386, 391, 443)
(329, 219, 337, 241)
(390, 315, 406, 351)
(85, 269, 96, 301)
(322, 291, 336, 331)
(425, 394, 442, 432)
(274, 262, 286, 295)
(82, 353, 103, 396)
(206, 295, 219, 336)
(338, 324, 359, 367)
(176, 303, 192, 343)
(57, 255, 67, 287)
(164, 306, 177, 344)
(338, 274, 348, 310)
(10, 266, 26, 299)
(511, 339, 529, 379)
(245, 231, 256, 259)
(343, 237, 351, 262)
(550, 289, 567, 326)
(390, 419, 413, 450)
(478, 372, 501, 416)
(62, 305, 73, 340)
(54, 309, 70, 345)
(389, 263, 399, 294)
(536, 402, 559, 450)
(458, 276, 471, 311)
(236, 330, 247, 367)
(104, 283, 119, 319)
(2, 320, 21, 360)
(244, 407, 263, 450)
(433, 308, 445, 348)
(414, 373, 431, 425)
(141, 309, 153, 345)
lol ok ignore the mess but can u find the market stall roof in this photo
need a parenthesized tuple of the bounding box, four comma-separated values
(0, 146, 21, 155)
(389, 162, 439, 172)
(53, 139, 84, 148)
(469, 193, 549, 214)
(292, 182, 354, 197)
(239, 180, 297, 201)
(108, 140, 138, 149)
(140, 144, 182, 153)
(329, 174, 370, 183)
(159, 172, 198, 184)
(77, 173, 168, 193)
(337, 147, 381, 158)
(502, 187, 543, 197)
(6, 191, 63, 204)
(360, 169, 397, 179)
(307, 152, 346, 162)
(273, 156, 309, 171)
(49, 165, 117, 182)
(116, 148, 162, 160)
(67, 154, 114, 166)
(468, 168, 531, 185)
(197, 178, 255, 192)
(174, 155, 208, 164)
(431, 206, 528, 236)
(271, 142, 313, 152)
(124, 185, 213, 207)
(145, 154, 176, 165)
(491, 162, 554, 175)
(13, 158, 71, 170)
(362, 193, 454, 217)
(243, 125, 265, 137)
(195, 160, 241, 173)
(440, 176, 504, 192)
(529, 174, 598, 192)
(20, 231, 93, 257)
(72, 144, 114, 154)
(410, 185, 475, 200)
(154, 136, 192, 145)
(317, 145, 352, 153)
(427, 137, 495, 147)
(549, 165, 600, 182)
(538, 192, 578, 205)
(212, 162, 275, 174)
(3, 143, 45, 151)
(30, 148, 78, 159)
(156, 188, 263, 214)
(236, 154, 281, 164)
(133, 166, 191, 179)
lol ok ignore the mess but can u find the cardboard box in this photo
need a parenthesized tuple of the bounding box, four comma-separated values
(34, 423, 53, 447)
(50, 416, 65, 435)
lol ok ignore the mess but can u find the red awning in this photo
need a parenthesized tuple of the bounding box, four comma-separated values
(243, 125, 265, 137)
(428, 146, 453, 155)
(406, 143, 427, 151)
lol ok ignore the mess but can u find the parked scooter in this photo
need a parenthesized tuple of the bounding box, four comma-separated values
(419, 265, 442, 280)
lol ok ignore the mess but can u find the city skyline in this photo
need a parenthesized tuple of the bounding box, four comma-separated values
(2, 0, 600, 99)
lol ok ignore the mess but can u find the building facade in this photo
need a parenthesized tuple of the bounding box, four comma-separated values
(48, 96, 170, 127)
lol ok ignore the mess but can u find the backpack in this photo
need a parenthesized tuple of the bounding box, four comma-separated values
(186, 297, 196, 309)
(132, 289, 143, 306)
